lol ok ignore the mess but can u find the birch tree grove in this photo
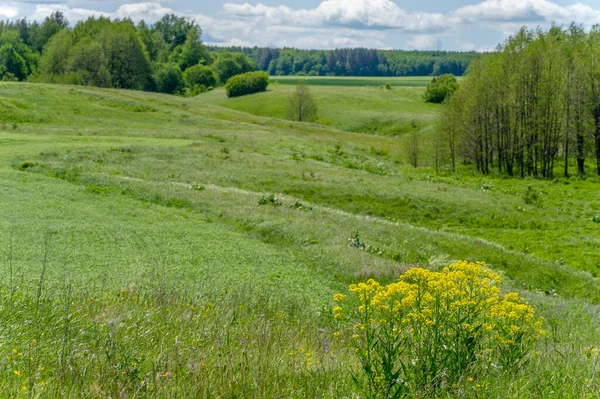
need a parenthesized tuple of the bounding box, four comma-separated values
(442, 25, 600, 177)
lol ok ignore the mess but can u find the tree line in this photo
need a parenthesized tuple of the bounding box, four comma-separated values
(0, 13, 481, 96)
(441, 25, 600, 178)
(208, 47, 480, 77)
(0, 13, 258, 95)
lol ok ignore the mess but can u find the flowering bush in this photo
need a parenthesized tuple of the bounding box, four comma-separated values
(334, 261, 545, 398)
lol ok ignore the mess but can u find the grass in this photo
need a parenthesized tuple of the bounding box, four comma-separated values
(196, 83, 439, 137)
(269, 76, 434, 87)
(0, 81, 598, 397)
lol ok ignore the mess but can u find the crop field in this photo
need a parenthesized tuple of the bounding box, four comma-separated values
(0, 81, 598, 397)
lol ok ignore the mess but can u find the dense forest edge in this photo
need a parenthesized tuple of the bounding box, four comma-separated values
(207, 46, 480, 77)
(441, 24, 600, 178)
(0, 12, 480, 96)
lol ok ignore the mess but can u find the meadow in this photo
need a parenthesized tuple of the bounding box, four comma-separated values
(0, 80, 598, 397)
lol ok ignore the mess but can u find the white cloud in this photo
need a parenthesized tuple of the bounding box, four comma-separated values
(406, 35, 443, 50)
(0, 2, 18, 18)
(455, 41, 476, 52)
(29, 2, 179, 24)
(115, 2, 176, 23)
(30, 4, 109, 21)
(223, 0, 450, 33)
(453, 0, 600, 26)
(19, 0, 600, 50)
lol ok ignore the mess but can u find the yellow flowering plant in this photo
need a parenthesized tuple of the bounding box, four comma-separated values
(334, 261, 545, 398)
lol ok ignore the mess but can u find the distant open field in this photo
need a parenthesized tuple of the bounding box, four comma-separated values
(0, 81, 597, 397)
(269, 76, 435, 87)
(197, 83, 439, 137)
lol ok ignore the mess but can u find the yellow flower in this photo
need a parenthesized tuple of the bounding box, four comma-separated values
(333, 293, 346, 302)
(13, 370, 21, 376)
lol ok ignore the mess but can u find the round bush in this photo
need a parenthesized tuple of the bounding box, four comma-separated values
(424, 74, 458, 103)
(183, 64, 217, 89)
(225, 71, 269, 98)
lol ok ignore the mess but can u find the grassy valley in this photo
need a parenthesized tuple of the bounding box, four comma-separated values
(0, 81, 598, 397)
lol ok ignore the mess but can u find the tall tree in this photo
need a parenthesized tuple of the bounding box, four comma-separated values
(287, 81, 318, 122)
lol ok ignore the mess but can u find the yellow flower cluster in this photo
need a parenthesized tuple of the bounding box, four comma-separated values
(334, 261, 545, 393)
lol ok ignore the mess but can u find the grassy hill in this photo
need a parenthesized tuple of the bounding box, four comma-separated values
(0, 81, 598, 397)
(196, 77, 439, 137)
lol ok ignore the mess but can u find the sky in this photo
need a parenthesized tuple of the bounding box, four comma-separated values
(3, 1, 600, 51)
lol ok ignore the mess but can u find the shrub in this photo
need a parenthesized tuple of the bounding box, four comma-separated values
(334, 261, 544, 398)
(183, 64, 216, 90)
(225, 71, 269, 98)
(258, 194, 282, 206)
(424, 74, 458, 104)
(523, 185, 543, 206)
(153, 63, 184, 95)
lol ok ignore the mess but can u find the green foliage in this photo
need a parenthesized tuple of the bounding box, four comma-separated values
(0, 82, 597, 397)
(287, 80, 318, 122)
(0, 44, 28, 80)
(258, 194, 282, 206)
(168, 26, 210, 71)
(212, 52, 256, 84)
(98, 21, 151, 90)
(3, 13, 209, 95)
(153, 14, 195, 50)
(183, 64, 216, 90)
(67, 37, 111, 87)
(209, 46, 480, 77)
(153, 63, 183, 94)
(423, 74, 458, 103)
(336, 263, 545, 398)
(225, 71, 269, 98)
(442, 25, 600, 178)
(39, 29, 73, 77)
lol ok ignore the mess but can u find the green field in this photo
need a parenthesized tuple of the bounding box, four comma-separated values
(196, 83, 439, 137)
(0, 81, 598, 397)
(269, 76, 435, 87)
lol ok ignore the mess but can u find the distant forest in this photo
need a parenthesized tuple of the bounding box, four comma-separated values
(0, 12, 480, 95)
(208, 46, 480, 77)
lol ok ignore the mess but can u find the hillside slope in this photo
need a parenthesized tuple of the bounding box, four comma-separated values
(0, 82, 597, 397)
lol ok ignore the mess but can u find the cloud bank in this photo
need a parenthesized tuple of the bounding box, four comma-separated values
(17, 0, 600, 50)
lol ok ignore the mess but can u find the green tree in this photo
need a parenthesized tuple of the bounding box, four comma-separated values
(212, 52, 256, 84)
(98, 22, 151, 90)
(153, 63, 184, 94)
(424, 74, 458, 103)
(169, 26, 210, 71)
(137, 21, 169, 63)
(32, 11, 68, 52)
(287, 81, 318, 122)
(0, 44, 28, 80)
(68, 38, 111, 87)
(154, 14, 193, 50)
(183, 64, 216, 89)
(39, 29, 73, 77)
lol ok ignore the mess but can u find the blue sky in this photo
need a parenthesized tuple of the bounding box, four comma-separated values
(3, 1, 600, 50)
